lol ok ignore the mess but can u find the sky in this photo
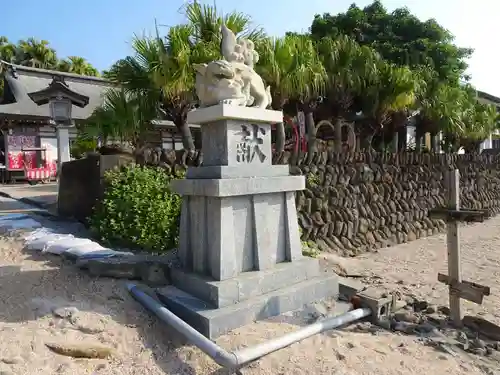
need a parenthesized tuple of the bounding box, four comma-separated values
(2, 0, 499, 96)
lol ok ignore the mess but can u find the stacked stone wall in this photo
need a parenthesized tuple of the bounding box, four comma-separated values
(61, 148, 500, 256)
(284, 151, 500, 256)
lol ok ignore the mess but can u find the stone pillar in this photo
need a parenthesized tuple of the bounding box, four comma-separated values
(391, 131, 399, 153)
(398, 126, 407, 151)
(424, 132, 431, 151)
(346, 124, 356, 151)
(159, 104, 338, 339)
(334, 119, 342, 153)
(56, 125, 71, 171)
(431, 133, 439, 153)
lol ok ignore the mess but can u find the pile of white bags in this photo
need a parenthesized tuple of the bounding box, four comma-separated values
(0, 214, 133, 261)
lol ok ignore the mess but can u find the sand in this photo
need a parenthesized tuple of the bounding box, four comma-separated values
(0, 216, 500, 375)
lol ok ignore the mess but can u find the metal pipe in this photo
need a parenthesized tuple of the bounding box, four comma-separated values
(127, 283, 238, 367)
(128, 283, 372, 369)
(233, 306, 370, 364)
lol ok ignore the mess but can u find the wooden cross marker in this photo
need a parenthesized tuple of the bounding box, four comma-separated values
(429, 169, 491, 327)
(446, 169, 462, 326)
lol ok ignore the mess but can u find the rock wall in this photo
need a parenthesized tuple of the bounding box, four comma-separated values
(64, 148, 500, 256)
(285, 151, 500, 256)
(142, 149, 500, 256)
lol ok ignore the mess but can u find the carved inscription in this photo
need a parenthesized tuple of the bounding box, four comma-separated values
(235, 124, 267, 163)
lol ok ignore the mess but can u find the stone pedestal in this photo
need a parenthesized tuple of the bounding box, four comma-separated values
(161, 104, 338, 339)
(56, 125, 71, 170)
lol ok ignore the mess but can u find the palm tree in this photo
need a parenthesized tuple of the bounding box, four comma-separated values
(417, 82, 465, 152)
(440, 86, 499, 153)
(256, 34, 324, 153)
(0, 37, 17, 63)
(466, 102, 499, 152)
(256, 34, 325, 153)
(17, 38, 57, 69)
(317, 35, 380, 152)
(457, 101, 497, 153)
(58, 56, 99, 76)
(183, 1, 265, 47)
(106, 25, 206, 151)
(0, 37, 18, 99)
(360, 61, 422, 150)
(292, 36, 327, 153)
(104, 2, 263, 151)
(86, 88, 158, 147)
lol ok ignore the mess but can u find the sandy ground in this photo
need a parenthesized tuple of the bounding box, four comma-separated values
(0, 208, 499, 374)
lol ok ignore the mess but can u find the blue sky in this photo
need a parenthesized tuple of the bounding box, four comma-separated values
(3, 0, 498, 96)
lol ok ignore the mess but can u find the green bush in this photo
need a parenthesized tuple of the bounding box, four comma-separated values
(299, 227, 319, 258)
(90, 164, 183, 253)
(70, 134, 97, 159)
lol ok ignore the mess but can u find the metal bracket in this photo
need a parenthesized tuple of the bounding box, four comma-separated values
(438, 273, 490, 304)
(429, 208, 489, 223)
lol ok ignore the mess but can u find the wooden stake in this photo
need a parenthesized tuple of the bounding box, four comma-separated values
(446, 169, 462, 326)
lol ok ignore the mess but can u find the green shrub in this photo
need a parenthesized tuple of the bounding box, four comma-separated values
(299, 227, 319, 258)
(306, 172, 320, 187)
(70, 134, 97, 159)
(90, 164, 183, 253)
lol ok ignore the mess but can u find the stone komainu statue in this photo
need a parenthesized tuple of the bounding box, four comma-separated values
(193, 25, 272, 109)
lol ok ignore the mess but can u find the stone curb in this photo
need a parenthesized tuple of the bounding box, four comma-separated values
(0, 190, 60, 218)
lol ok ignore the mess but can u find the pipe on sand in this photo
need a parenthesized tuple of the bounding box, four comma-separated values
(127, 283, 371, 369)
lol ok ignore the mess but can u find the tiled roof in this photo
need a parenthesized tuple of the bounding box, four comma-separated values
(0, 61, 116, 120)
(477, 90, 500, 107)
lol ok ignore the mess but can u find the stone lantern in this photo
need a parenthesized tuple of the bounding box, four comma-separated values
(28, 75, 89, 172)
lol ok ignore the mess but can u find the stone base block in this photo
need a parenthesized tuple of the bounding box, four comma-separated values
(83, 254, 178, 287)
(186, 164, 290, 179)
(175, 186, 304, 281)
(171, 258, 320, 308)
(171, 175, 304, 197)
(156, 274, 339, 339)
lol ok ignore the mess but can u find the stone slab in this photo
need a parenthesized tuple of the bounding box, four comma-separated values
(187, 104, 283, 125)
(171, 175, 305, 197)
(338, 277, 365, 301)
(83, 254, 179, 287)
(186, 164, 290, 179)
(157, 274, 339, 339)
(170, 257, 320, 308)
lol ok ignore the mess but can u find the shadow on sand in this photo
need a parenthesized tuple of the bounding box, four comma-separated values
(0, 241, 237, 375)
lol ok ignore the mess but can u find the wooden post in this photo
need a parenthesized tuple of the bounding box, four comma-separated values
(446, 169, 462, 326)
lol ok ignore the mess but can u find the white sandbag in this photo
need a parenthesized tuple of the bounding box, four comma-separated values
(0, 218, 41, 233)
(77, 249, 134, 260)
(25, 233, 73, 251)
(43, 237, 95, 255)
(63, 242, 108, 257)
(22, 227, 55, 242)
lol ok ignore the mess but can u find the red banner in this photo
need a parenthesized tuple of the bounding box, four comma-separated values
(6, 135, 36, 170)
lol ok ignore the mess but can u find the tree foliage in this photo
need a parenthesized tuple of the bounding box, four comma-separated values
(85, 85, 159, 147)
(0, 36, 99, 75)
(2, 1, 497, 155)
(310, 1, 472, 84)
(0, 36, 100, 99)
(70, 133, 97, 159)
(102, 1, 265, 152)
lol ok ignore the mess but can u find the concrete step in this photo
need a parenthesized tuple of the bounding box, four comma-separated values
(156, 273, 339, 340)
(170, 257, 321, 308)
